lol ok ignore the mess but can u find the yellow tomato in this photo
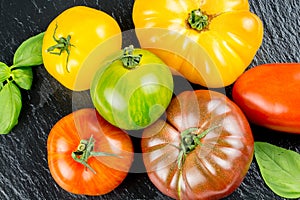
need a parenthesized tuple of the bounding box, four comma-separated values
(132, 0, 264, 88)
(42, 6, 121, 91)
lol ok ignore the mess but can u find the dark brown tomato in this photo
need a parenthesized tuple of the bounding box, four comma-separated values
(141, 90, 254, 200)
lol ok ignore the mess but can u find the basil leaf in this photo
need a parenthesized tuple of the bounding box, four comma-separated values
(255, 142, 300, 199)
(0, 62, 10, 83)
(12, 67, 33, 90)
(12, 32, 44, 68)
(0, 82, 22, 134)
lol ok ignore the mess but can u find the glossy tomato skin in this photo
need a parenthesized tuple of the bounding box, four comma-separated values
(42, 6, 121, 91)
(232, 63, 300, 134)
(47, 108, 134, 195)
(90, 47, 174, 130)
(142, 90, 254, 200)
(132, 0, 263, 88)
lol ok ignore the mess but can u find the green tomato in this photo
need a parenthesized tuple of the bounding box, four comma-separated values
(90, 45, 174, 130)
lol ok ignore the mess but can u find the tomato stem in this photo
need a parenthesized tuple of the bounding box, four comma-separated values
(121, 45, 142, 69)
(47, 23, 74, 73)
(188, 9, 209, 31)
(177, 125, 221, 169)
(71, 135, 119, 174)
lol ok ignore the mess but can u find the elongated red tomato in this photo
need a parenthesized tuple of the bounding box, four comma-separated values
(232, 63, 300, 134)
(142, 90, 254, 199)
(47, 108, 134, 195)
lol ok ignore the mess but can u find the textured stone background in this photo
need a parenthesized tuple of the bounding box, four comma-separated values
(0, 0, 299, 199)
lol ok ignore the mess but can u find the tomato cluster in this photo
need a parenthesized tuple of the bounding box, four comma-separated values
(42, 2, 299, 199)
(45, 5, 175, 197)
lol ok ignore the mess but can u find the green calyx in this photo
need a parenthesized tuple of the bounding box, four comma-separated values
(121, 45, 142, 69)
(188, 9, 209, 31)
(47, 23, 74, 73)
(177, 125, 220, 169)
(71, 135, 119, 174)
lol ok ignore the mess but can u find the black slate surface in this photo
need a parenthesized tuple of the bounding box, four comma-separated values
(0, 0, 299, 199)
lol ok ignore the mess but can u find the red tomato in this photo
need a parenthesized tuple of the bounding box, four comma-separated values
(47, 108, 134, 195)
(232, 63, 300, 134)
(141, 90, 254, 199)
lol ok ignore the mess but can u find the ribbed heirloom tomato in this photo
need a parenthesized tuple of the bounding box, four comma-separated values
(142, 90, 254, 199)
(47, 108, 134, 195)
(90, 45, 174, 130)
(42, 6, 121, 91)
(133, 0, 263, 88)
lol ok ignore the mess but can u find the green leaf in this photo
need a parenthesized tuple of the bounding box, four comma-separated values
(12, 67, 33, 90)
(12, 32, 44, 68)
(255, 142, 300, 199)
(0, 62, 10, 83)
(0, 82, 22, 134)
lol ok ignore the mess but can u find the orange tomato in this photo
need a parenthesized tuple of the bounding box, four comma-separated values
(133, 0, 263, 88)
(47, 108, 134, 195)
